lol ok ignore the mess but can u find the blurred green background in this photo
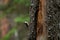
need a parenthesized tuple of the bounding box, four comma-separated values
(0, 0, 30, 40)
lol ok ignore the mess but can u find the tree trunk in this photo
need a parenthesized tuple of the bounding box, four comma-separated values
(36, 0, 47, 40)
(46, 0, 60, 40)
(29, 0, 60, 40)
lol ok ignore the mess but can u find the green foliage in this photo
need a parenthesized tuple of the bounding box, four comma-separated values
(14, 14, 30, 23)
(0, 0, 30, 40)
(14, 0, 30, 7)
(0, 0, 30, 18)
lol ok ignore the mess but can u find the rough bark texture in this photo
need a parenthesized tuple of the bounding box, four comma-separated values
(29, 0, 39, 40)
(30, 0, 60, 40)
(29, 0, 47, 40)
(36, 0, 47, 40)
(46, 0, 60, 40)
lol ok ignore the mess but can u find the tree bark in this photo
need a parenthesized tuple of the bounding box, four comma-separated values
(36, 0, 47, 40)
